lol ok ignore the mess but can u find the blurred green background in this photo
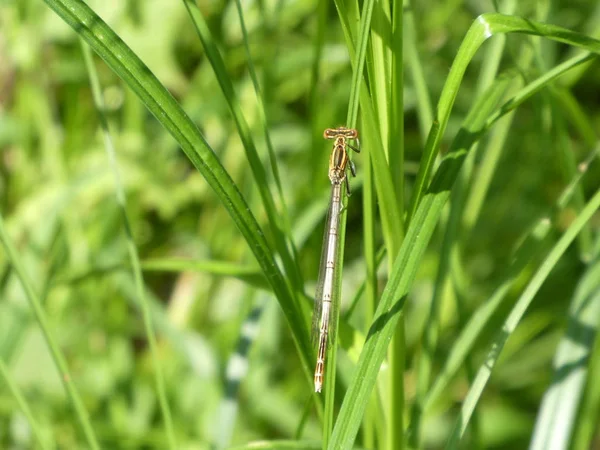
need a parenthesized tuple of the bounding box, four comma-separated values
(1, 0, 600, 449)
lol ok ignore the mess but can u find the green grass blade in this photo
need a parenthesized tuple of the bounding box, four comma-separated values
(0, 215, 100, 449)
(326, 27, 599, 441)
(530, 254, 600, 449)
(231, 0, 300, 273)
(549, 95, 594, 260)
(321, 0, 378, 442)
(403, 0, 433, 142)
(328, 70, 511, 450)
(141, 258, 269, 290)
(332, 0, 360, 60)
(232, 0, 286, 207)
(214, 297, 264, 448)
(389, 0, 404, 209)
(406, 13, 600, 224)
(0, 358, 51, 449)
(386, 4, 406, 444)
(409, 2, 516, 441)
(80, 40, 176, 449)
(425, 145, 600, 411)
(571, 241, 600, 450)
(552, 88, 599, 149)
(180, 0, 302, 292)
(228, 441, 321, 450)
(368, 0, 391, 150)
(41, 0, 313, 389)
(360, 135, 378, 449)
(445, 188, 600, 449)
(345, 0, 375, 128)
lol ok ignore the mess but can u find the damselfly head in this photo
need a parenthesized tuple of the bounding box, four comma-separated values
(323, 126, 359, 140)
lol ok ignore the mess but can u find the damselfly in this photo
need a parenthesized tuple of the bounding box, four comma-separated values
(312, 126, 360, 393)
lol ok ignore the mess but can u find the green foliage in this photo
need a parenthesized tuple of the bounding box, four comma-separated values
(1, 0, 600, 449)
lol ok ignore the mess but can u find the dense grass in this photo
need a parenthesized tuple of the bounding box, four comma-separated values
(1, 0, 600, 449)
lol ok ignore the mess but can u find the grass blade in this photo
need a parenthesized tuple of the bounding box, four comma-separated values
(0, 215, 100, 449)
(142, 258, 269, 290)
(80, 40, 176, 448)
(41, 0, 313, 388)
(330, 15, 600, 443)
(0, 358, 50, 449)
(328, 75, 509, 450)
(403, 0, 432, 142)
(406, 13, 600, 224)
(180, 0, 302, 292)
(530, 254, 600, 449)
(425, 145, 600, 412)
(445, 187, 600, 448)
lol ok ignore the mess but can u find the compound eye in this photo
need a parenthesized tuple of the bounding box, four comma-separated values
(323, 128, 336, 139)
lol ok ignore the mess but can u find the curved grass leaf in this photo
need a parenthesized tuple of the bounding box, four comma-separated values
(0, 358, 50, 449)
(321, 0, 377, 445)
(406, 13, 600, 224)
(330, 14, 600, 449)
(404, 0, 433, 142)
(180, 0, 303, 292)
(80, 40, 176, 448)
(142, 258, 269, 290)
(228, 440, 321, 450)
(530, 255, 600, 449)
(445, 188, 600, 449)
(408, 1, 516, 439)
(215, 298, 265, 448)
(41, 0, 313, 388)
(425, 145, 600, 413)
(0, 215, 100, 449)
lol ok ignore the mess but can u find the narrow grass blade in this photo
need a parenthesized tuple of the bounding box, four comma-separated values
(406, 13, 600, 224)
(228, 441, 321, 450)
(360, 94, 403, 254)
(329, 19, 600, 443)
(0, 358, 50, 449)
(180, 0, 302, 292)
(403, 0, 433, 141)
(141, 258, 269, 290)
(80, 40, 176, 448)
(41, 0, 313, 389)
(425, 145, 600, 411)
(530, 255, 600, 449)
(409, 1, 515, 440)
(319, 0, 378, 442)
(549, 97, 593, 260)
(346, 0, 375, 128)
(359, 133, 378, 450)
(367, 0, 391, 158)
(389, 0, 404, 208)
(445, 188, 600, 449)
(332, 0, 360, 59)
(571, 243, 600, 449)
(0, 215, 100, 449)
(328, 86, 506, 450)
(214, 297, 265, 449)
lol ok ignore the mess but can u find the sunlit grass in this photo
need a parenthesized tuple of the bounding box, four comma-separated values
(1, 0, 600, 449)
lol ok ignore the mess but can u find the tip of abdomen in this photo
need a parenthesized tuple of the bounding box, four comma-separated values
(314, 361, 324, 393)
(314, 377, 323, 393)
